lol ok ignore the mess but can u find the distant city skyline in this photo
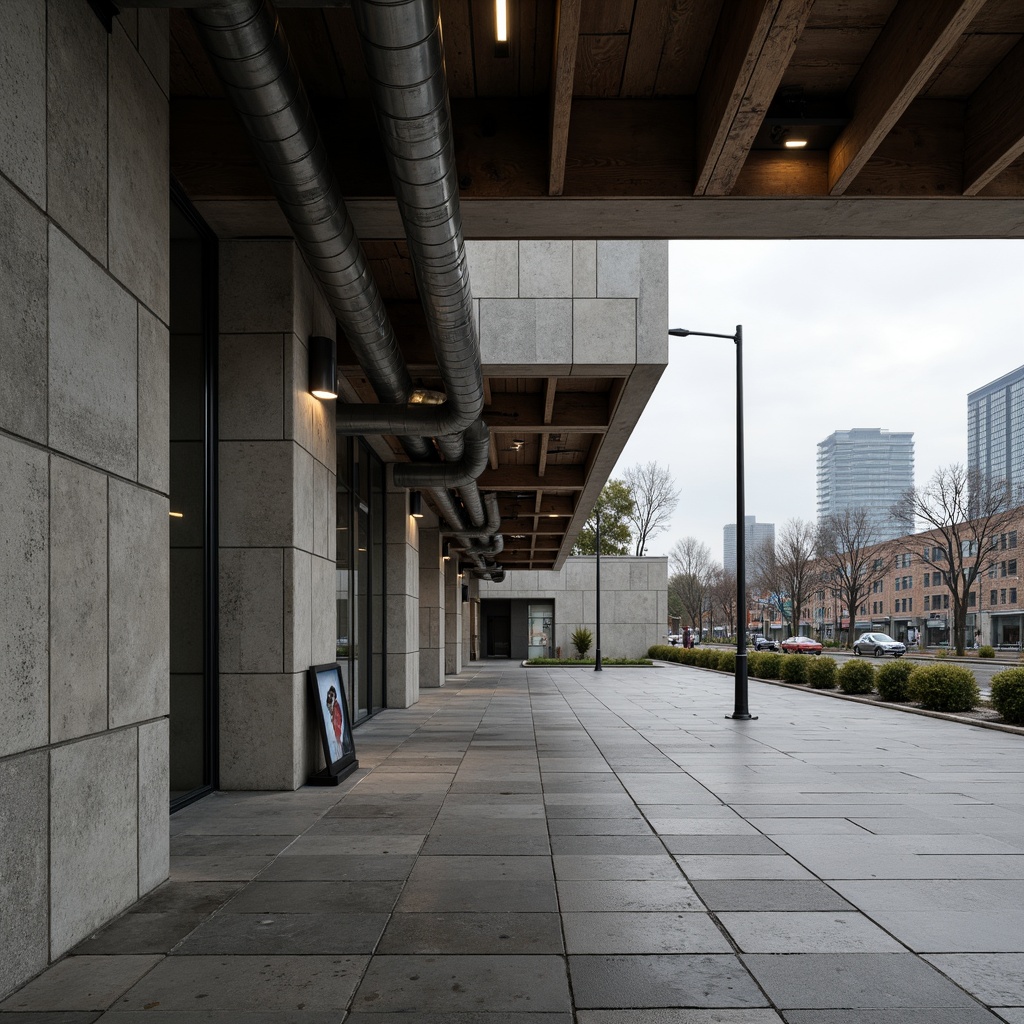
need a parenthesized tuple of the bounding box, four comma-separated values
(612, 238, 1024, 563)
(969, 363, 1024, 506)
(723, 516, 775, 579)
(816, 428, 915, 543)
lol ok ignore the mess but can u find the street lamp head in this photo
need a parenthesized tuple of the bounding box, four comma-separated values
(667, 328, 691, 337)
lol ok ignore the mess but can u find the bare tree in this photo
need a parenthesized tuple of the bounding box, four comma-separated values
(624, 462, 680, 556)
(669, 537, 717, 636)
(892, 464, 1015, 655)
(776, 519, 818, 636)
(710, 566, 737, 637)
(816, 507, 893, 649)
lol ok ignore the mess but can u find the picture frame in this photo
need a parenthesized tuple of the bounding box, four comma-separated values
(308, 662, 357, 782)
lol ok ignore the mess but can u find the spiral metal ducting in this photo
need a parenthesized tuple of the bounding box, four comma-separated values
(190, 0, 502, 555)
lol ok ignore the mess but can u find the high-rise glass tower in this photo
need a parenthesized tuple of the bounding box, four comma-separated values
(724, 516, 775, 577)
(816, 428, 914, 542)
(968, 364, 1024, 505)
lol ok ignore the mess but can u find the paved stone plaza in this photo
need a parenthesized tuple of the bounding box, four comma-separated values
(3, 662, 1023, 1022)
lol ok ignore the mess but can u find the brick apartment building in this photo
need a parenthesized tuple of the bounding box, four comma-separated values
(801, 514, 1023, 649)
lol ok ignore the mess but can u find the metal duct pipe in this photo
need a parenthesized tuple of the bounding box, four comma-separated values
(340, 0, 484, 440)
(189, 1, 410, 410)
(393, 418, 489, 491)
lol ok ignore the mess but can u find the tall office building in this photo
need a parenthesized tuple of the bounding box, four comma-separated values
(724, 516, 776, 577)
(968, 364, 1024, 505)
(816, 429, 915, 543)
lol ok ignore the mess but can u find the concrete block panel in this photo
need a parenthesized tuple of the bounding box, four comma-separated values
(519, 240, 573, 297)
(138, 719, 169, 895)
(169, 439, 204, 547)
(108, 27, 169, 321)
(479, 299, 572, 368)
(219, 441, 295, 548)
(601, 558, 633, 592)
(47, 0, 108, 261)
(220, 240, 295, 334)
(613, 588, 657, 626)
(387, 650, 419, 708)
(294, 445, 315, 555)
(0, 178, 47, 443)
(284, 548, 313, 675)
(0, 436, 48, 758)
(138, 306, 170, 493)
(597, 240, 668, 365)
(49, 226, 138, 479)
(219, 334, 284, 440)
(109, 480, 170, 727)
(0, 3, 45, 204)
(219, 548, 284, 674)
(387, 593, 418, 655)
(312, 458, 332, 559)
(50, 457, 108, 743)
(0, 751, 48, 1001)
(290, 334, 336, 468)
(219, 673, 303, 790)
(572, 298, 636, 367)
(573, 241, 597, 297)
(311, 555, 336, 665)
(138, 8, 170, 98)
(465, 240, 519, 297)
(50, 730, 139, 957)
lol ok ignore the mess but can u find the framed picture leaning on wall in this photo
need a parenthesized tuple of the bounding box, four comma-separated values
(308, 662, 358, 781)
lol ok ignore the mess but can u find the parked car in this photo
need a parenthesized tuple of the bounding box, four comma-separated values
(853, 632, 906, 658)
(780, 635, 823, 655)
(751, 634, 780, 652)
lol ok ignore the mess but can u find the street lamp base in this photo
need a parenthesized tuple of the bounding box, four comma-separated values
(725, 713, 758, 720)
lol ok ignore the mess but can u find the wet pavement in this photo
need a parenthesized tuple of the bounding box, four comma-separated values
(3, 660, 1023, 1023)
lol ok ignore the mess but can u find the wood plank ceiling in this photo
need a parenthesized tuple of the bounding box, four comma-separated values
(168, 0, 1024, 570)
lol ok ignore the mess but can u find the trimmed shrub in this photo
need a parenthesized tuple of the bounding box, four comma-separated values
(780, 654, 809, 684)
(909, 664, 979, 712)
(837, 659, 876, 695)
(990, 667, 1024, 724)
(571, 627, 593, 658)
(978, 645, 996, 659)
(875, 658, 915, 702)
(648, 645, 677, 661)
(677, 647, 698, 666)
(747, 651, 764, 678)
(717, 649, 736, 673)
(806, 655, 838, 690)
(753, 652, 783, 680)
(695, 647, 719, 669)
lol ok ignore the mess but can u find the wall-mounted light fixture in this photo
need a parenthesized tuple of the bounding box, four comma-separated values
(409, 490, 424, 518)
(494, 0, 509, 56)
(309, 335, 337, 400)
(442, 540, 451, 561)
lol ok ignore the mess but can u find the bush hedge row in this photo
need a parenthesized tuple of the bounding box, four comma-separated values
(648, 645, 1000, 718)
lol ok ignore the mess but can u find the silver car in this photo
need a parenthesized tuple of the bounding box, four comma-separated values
(853, 632, 906, 658)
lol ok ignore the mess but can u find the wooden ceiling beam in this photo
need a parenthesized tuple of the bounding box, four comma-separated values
(963, 36, 1024, 196)
(485, 392, 609, 431)
(479, 464, 585, 490)
(696, 0, 815, 197)
(828, 0, 988, 196)
(548, 0, 582, 196)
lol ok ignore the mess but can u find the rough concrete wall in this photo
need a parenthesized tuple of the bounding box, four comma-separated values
(479, 557, 669, 659)
(0, 3, 170, 996)
(386, 482, 420, 707)
(418, 524, 445, 687)
(445, 560, 463, 674)
(217, 241, 337, 790)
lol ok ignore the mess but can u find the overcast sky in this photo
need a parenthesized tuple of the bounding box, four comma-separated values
(612, 237, 1024, 565)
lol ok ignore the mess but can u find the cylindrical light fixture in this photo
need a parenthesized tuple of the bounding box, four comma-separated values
(309, 335, 337, 400)
(409, 489, 423, 518)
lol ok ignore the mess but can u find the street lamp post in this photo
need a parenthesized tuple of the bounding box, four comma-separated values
(668, 325, 756, 720)
(594, 505, 602, 671)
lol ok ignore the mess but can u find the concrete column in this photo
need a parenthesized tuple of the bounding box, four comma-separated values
(0, 5, 172, 994)
(445, 559, 463, 674)
(385, 481, 419, 707)
(418, 525, 445, 686)
(217, 240, 337, 790)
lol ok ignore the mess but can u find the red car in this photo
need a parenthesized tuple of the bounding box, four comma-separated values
(780, 635, 823, 655)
